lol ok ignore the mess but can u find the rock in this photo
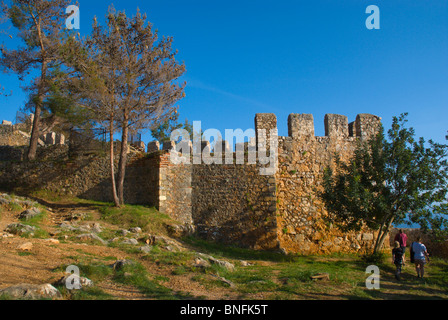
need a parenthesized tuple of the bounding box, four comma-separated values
(128, 227, 142, 234)
(59, 222, 79, 232)
(0, 283, 62, 300)
(78, 225, 92, 233)
(1, 233, 14, 238)
(121, 238, 139, 245)
(5, 223, 36, 236)
(153, 235, 183, 251)
(166, 224, 196, 238)
(362, 233, 374, 241)
(76, 233, 107, 245)
(197, 253, 235, 272)
(120, 229, 129, 236)
(66, 212, 88, 221)
(54, 275, 94, 289)
(49, 231, 61, 237)
(210, 274, 236, 288)
(194, 257, 211, 269)
(91, 223, 102, 233)
(44, 239, 60, 244)
(310, 273, 330, 281)
(19, 208, 42, 221)
(15, 200, 38, 208)
(138, 245, 153, 253)
(0, 197, 11, 206)
(17, 242, 33, 251)
(240, 261, 252, 267)
(143, 234, 156, 245)
(112, 259, 135, 271)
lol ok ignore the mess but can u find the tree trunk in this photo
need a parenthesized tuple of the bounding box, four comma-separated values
(117, 119, 129, 205)
(109, 121, 120, 207)
(27, 60, 47, 161)
(373, 216, 395, 254)
(27, 103, 42, 161)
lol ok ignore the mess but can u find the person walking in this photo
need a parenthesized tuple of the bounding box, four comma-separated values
(411, 237, 430, 279)
(394, 230, 408, 264)
(392, 241, 405, 280)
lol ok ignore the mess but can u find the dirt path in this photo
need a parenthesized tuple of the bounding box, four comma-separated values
(0, 198, 241, 300)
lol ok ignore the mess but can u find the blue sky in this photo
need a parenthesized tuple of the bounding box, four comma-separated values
(1, 0, 447, 144)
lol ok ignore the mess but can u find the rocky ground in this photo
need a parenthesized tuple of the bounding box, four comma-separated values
(1, 192, 447, 302)
(0, 192, 246, 300)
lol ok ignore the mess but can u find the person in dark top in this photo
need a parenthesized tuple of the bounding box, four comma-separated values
(394, 229, 408, 264)
(392, 241, 405, 281)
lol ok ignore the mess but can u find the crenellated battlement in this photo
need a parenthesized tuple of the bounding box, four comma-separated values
(146, 112, 382, 157)
(286, 113, 381, 140)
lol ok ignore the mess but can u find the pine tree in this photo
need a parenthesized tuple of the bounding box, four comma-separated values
(0, 0, 73, 160)
(66, 7, 186, 206)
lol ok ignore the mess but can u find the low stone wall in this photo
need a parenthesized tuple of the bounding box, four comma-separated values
(0, 146, 27, 162)
(0, 126, 31, 147)
(0, 145, 160, 206)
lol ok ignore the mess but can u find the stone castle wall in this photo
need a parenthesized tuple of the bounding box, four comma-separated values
(273, 113, 383, 254)
(0, 112, 394, 255)
(192, 163, 278, 250)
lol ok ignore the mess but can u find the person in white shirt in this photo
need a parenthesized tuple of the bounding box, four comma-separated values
(411, 237, 430, 279)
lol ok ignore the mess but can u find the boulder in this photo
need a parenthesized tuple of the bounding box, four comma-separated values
(17, 242, 33, 251)
(197, 253, 235, 272)
(194, 257, 211, 269)
(91, 223, 102, 233)
(138, 245, 153, 253)
(76, 233, 107, 245)
(19, 208, 42, 221)
(59, 222, 79, 232)
(128, 227, 142, 234)
(112, 259, 135, 271)
(121, 238, 139, 246)
(0, 284, 62, 300)
(5, 223, 36, 236)
(53, 275, 94, 290)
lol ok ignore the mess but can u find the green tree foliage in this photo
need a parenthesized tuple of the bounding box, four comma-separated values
(150, 110, 193, 143)
(321, 114, 448, 254)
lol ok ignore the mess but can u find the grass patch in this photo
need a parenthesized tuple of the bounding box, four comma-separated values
(112, 260, 187, 300)
(54, 262, 114, 282)
(23, 210, 48, 225)
(17, 226, 49, 239)
(99, 204, 173, 235)
(183, 236, 294, 263)
(17, 252, 34, 257)
(143, 246, 195, 267)
(57, 286, 114, 300)
(8, 202, 22, 212)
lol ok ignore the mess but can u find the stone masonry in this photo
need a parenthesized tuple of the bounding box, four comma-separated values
(0, 112, 387, 254)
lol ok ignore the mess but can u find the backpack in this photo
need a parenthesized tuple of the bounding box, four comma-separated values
(410, 242, 415, 263)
